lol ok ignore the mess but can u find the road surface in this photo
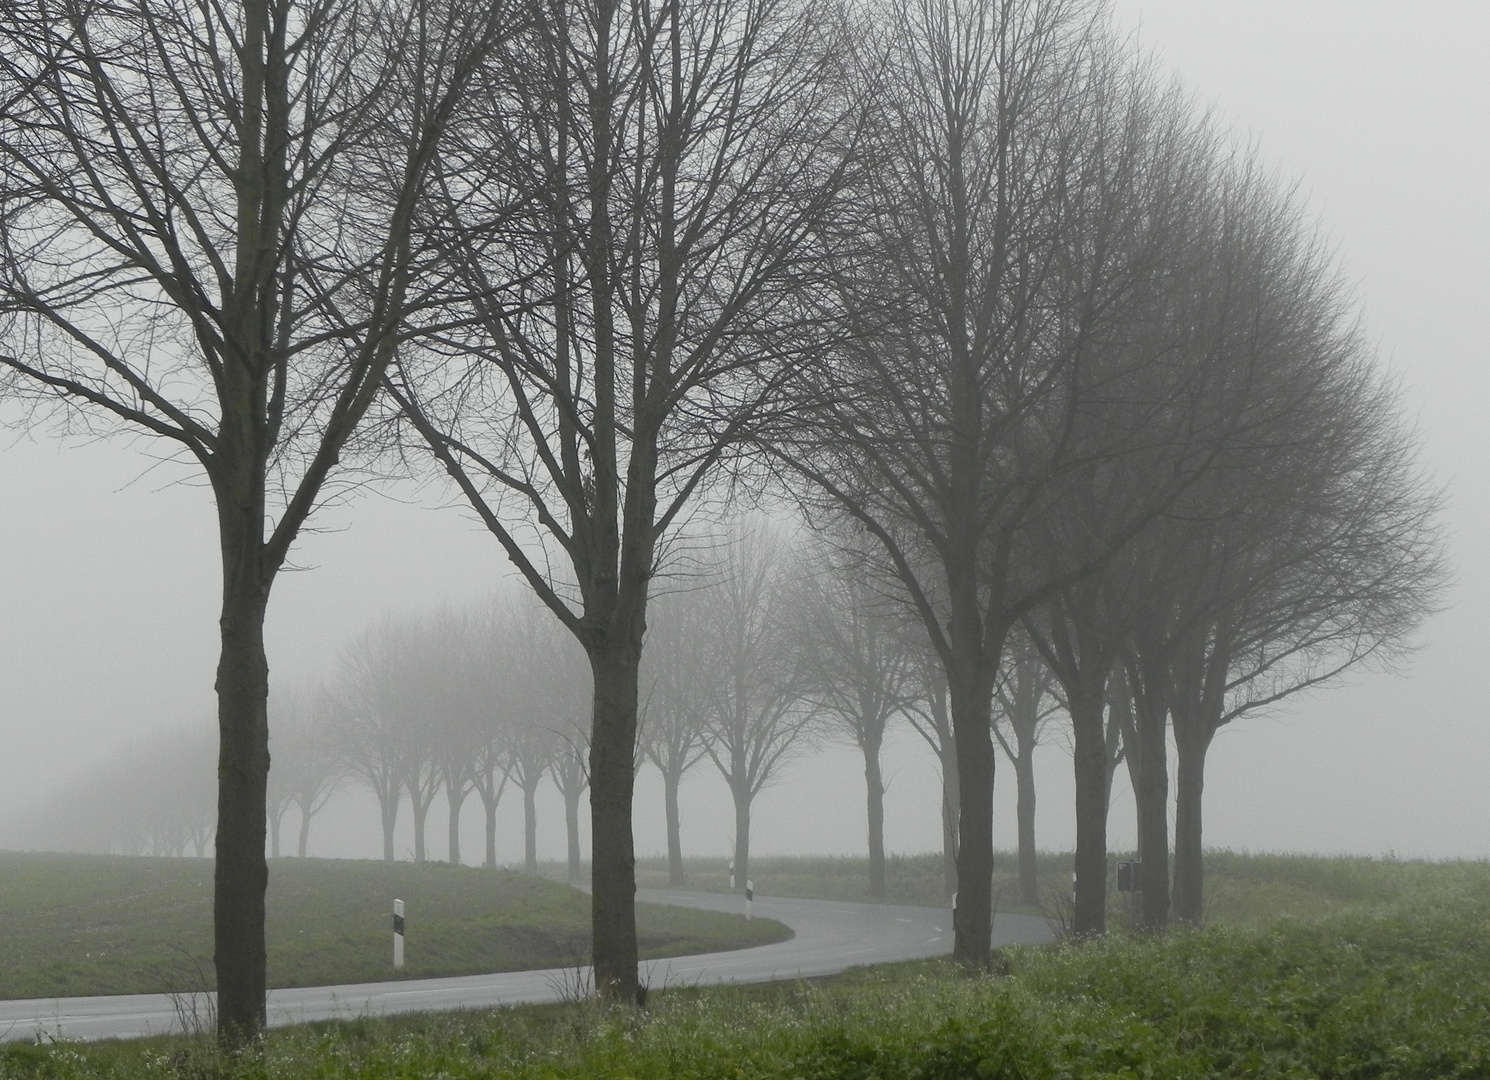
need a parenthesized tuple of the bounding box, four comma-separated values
(0, 890, 1054, 1044)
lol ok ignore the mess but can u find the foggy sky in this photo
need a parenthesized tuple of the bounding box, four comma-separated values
(2, 0, 1487, 862)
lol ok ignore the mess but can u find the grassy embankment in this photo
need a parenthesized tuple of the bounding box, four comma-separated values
(0, 852, 789, 1000)
(5, 853, 1489, 1079)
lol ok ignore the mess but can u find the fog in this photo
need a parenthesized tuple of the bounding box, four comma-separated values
(2, 0, 1487, 863)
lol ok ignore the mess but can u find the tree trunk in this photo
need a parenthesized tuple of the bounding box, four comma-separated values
(1133, 688, 1170, 931)
(1171, 727, 1210, 924)
(940, 738, 959, 900)
(522, 779, 539, 873)
(1069, 686, 1108, 937)
(297, 805, 312, 858)
(213, 571, 271, 1045)
(588, 639, 642, 1001)
(380, 791, 398, 863)
(862, 733, 886, 899)
(730, 777, 752, 896)
(446, 783, 465, 864)
(947, 662, 995, 964)
(664, 767, 684, 888)
(410, 783, 431, 863)
(1104, 700, 1126, 808)
(482, 789, 499, 869)
(1013, 747, 1038, 906)
(564, 786, 582, 884)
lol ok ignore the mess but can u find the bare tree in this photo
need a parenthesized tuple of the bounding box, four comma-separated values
(418, 610, 480, 865)
(700, 520, 816, 895)
(400, 729, 442, 864)
(640, 589, 714, 888)
(17, 725, 217, 857)
(991, 632, 1061, 907)
(266, 715, 300, 861)
(468, 602, 512, 869)
(336, 619, 419, 864)
(385, 0, 861, 999)
(1163, 397, 1442, 921)
(774, 0, 1212, 960)
(903, 654, 959, 900)
(266, 687, 342, 858)
(499, 595, 588, 874)
(506, 724, 556, 875)
(795, 536, 919, 898)
(0, 0, 508, 1042)
(550, 725, 591, 884)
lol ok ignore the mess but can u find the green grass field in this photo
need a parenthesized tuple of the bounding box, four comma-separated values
(0, 852, 790, 999)
(624, 848, 1490, 923)
(5, 853, 1489, 1079)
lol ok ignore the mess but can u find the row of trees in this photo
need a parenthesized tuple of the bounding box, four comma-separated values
(15, 727, 218, 858)
(0, 0, 1441, 1043)
(767, 6, 1444, 947)
(271, 519, 893, 890)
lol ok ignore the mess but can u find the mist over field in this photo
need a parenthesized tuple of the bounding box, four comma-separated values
(2, 0, 1487, 872)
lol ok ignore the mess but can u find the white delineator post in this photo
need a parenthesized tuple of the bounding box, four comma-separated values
(745, 879, 753, 921)
(393, 898, 405, 970)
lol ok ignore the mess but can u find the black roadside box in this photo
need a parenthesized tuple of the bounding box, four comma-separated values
(1116, 860, 1140, 892)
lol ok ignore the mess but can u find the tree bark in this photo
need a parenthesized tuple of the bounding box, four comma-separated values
(1013, 747, 1038, 906)
(213, 568, 271, 1045)
(1171, 725, 1211, 924)
(522, 778, 539, 874)
(479, 774, 503, 869)
(947, 661, 995, 964)
(380, 793, 398, 863)
(588, 640, 642, 1000)
(411, 788, 430, 863)
(939, 731, 960, 900)
(730, 778, 752, 897)
(476, 760, 502, 869)
(663, 767, 685, 888)
(1133, 686, 1170, 930)
(484, 794, 499, 869)
(564, 785, 582, 884)
(446, 783, 466, 865)
(863, 732, 886, 899)
(1069, 686, 1108, 937)
(922, 672, 960, 900)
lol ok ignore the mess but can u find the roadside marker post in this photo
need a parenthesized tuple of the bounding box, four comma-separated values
(745, 879, 753, 921)
(393, 899, 405, 970)
(728, 861, 735, 890)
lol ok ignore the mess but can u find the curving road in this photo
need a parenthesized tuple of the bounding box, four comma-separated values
(0, 890, 1054, 1044)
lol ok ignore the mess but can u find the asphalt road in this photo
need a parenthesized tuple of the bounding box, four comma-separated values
(0, 890, 1055, 1044)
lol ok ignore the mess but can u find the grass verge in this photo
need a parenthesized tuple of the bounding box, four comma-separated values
(0, 852, 790, 999)
(6, 869, 1490, 1079)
